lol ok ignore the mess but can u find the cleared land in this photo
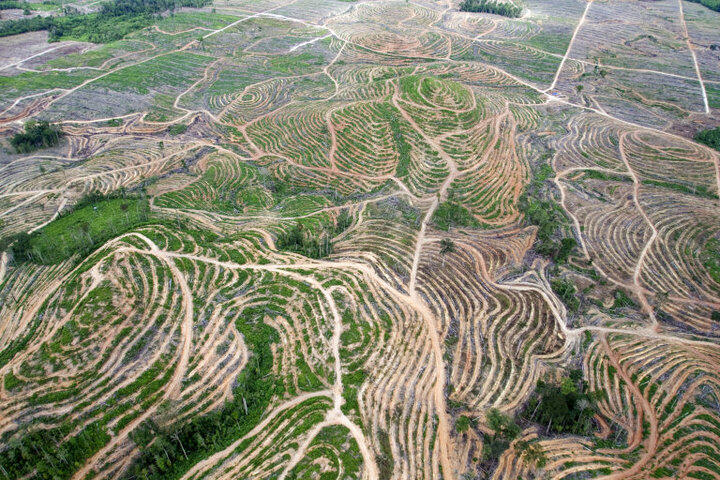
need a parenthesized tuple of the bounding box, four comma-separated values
(1, 1, 720, 480)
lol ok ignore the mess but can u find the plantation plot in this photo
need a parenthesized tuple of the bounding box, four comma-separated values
(1, 0, 720, 479)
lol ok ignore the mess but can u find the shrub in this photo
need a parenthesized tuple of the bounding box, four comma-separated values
(481, 408, 520, 465)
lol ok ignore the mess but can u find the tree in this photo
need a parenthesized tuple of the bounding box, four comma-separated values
(439, 238, 456, 266)
(515, 440, 547, 468)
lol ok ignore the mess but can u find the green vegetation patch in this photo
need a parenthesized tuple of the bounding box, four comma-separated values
(0, 421, 110, 480)
(551, 277, 580, 313)
(701, 238, 720, 285)
(522, 370, 602, 436)
(481, 409, 521, 466)
(268, 52, 326, 75)
(95, 52, 213, 94)
(459, 0, 522, 17)
(8, 194, 150, 264)
(287, 425, 363, 480)
(277, 210, 352, 259)
(520, 159, 576, 263)
(686, 0, 720, 13)
(431, 201, 482, 231)
(0, 0, 213, 42)
(695, 126, 720, 151)
(9, 120, 64, 154)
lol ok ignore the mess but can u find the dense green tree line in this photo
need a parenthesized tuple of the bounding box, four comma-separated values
(459, 0, 522, 18)
(0, 0, 212, 41)
(9, 120, 63, 153)
(0, 422, 109, 480)
(0, 1, 27, 9)
(686, 0, 720, 12)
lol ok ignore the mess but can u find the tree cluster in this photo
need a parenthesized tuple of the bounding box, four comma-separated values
(276, 210, 352, 259)
(686, 0, 720, 12)
(9, 120, 63, 154)
(523, 370, 603, 436)
(0, 0, 212, 41)
(695, 125, 720, 152)
(0, 422, 109, 480)
(459, 0, 522, 18)
(5, 192, 150, 265)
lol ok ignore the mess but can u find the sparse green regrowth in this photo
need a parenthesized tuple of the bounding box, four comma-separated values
(9, 193, 150, 264)
(125, 312, 280, 480)
(515, 439, 547, 468)
(459, 0, 522, 17)
(456, 415, 471, 433)
(10, 120, 64, 153)
(702, 238, 720, 285)
(612, 289, 637, 310)
(379, 106, 412, 177)
(377, 428, 394, 480)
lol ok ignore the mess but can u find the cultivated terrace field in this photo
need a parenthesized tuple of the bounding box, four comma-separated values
(0, 0, 719, 479)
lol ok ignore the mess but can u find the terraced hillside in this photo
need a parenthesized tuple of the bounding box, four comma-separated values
(1, 0, 719, 479)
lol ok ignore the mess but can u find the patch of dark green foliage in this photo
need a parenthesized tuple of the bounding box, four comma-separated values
(0, 421, 109, 480)
(276, 210, 352, 259)
(695, 125, 720, 151)
(0, 0, 29, 9)
(168, 123, 188, 135)
(0, 0, 212, 42)
(686, 0, 720, 13)
(523, 369, 603, 436)
(459, 0, 522, 17)
(519, 160, 576, 263)
(124, 310, 280, 480)
(432, 200, 481, 231)
(9, 120, 63, 153)
(481, 408, 520, 465)
(551, 277, 580, 313)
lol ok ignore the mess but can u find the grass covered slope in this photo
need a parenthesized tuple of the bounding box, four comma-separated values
(9, 195, 150, 264)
